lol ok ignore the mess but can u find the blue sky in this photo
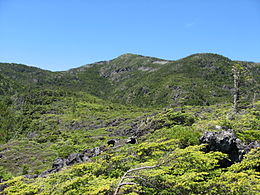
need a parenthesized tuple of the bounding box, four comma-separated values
(0, 0, 259, 71)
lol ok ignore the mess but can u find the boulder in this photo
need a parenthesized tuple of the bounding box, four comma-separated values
(93, 147, 101, 157)
(39, 168, 59, 177)
(84, 146, 105, 157)
(0, 184, 8, 192)
(52, 158, 65, 169)
(200, 130, 259, 166)
(27, 146, 106, 179)
(65, 153, 84, 166)
(39, 157, 66, 177)
(24, 174, 38, 179)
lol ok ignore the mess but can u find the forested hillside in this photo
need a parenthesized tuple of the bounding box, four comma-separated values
(0, 53, 259, 194)
(1, 53, 259, 107)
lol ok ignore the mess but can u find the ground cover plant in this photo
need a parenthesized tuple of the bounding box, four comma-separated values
(0, 53, 259, 194)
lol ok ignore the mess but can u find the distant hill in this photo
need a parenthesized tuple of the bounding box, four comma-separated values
(1, 53, 259, 107)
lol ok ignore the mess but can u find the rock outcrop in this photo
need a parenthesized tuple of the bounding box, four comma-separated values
(200, 130, 259, 167)
(28, 146, 106, 178)
(25, 135, 141, 179)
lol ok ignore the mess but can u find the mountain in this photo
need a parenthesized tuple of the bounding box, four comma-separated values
(1, 53, 259, 107)
(0, 53, 259, 194)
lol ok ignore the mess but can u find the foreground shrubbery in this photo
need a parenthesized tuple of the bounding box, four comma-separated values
(2, 105, 260, 194)
(2, 144, 259, 194)
(0, 87, 259, 194)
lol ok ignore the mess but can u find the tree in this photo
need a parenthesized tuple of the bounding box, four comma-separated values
(232, 63, 243, 113)
(113, 165, 158, 195)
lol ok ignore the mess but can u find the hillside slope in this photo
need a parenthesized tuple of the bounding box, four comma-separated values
(58, 53, 259, 107)
(0, 53, 259, 194)
(1, 53, 259, 108)
(1, 102, 259, 194)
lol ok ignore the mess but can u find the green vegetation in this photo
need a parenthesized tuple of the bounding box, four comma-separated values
(0, 53, 259, 194)
(1, 53, 259, 108)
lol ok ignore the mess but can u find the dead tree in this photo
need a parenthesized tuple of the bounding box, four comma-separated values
(113, 165, 158, 195)
(232, 64, 242, 113)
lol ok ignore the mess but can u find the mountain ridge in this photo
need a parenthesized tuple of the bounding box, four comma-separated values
(0, 52, 246, 72)
(0, 53, 259, 108)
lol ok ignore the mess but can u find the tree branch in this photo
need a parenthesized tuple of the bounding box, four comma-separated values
(113, 165, 159, 195)
(118, 182, 137, 186)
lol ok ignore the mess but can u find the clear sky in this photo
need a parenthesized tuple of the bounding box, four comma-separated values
(0, 0, 259, 71)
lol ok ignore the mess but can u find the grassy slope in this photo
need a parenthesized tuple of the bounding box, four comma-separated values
(0, 88, 153, 176)
(1, 102, 259, 194)
(0, 54, 259, 194)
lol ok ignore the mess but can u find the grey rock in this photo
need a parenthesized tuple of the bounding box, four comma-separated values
(83, 146, 103, 158)
(52, 158, 65, 169)
(24, 174, 38, 179)
(66, 153, 84, 166)
(25, 145, 107, 179)
(93, 147, 101, 157)
(82, 155, 89, 162)
(39, 168, 59, 177)
(200, 130, 260, 167)
(0, 183, 8, 192)
(37, 146, 105, 178)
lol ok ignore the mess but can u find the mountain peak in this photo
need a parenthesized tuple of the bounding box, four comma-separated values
(184, 53, 231, 61)
(117, 53, 142, 59)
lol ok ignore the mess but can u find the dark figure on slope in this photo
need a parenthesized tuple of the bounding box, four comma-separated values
(107, 139, 116, 147)
(126, 137, 137, 144)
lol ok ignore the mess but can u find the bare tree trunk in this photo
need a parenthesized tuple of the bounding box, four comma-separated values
(252, 92, 256, 108)
(113, 165, 158, 195)
(233, 65, 241, 113)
